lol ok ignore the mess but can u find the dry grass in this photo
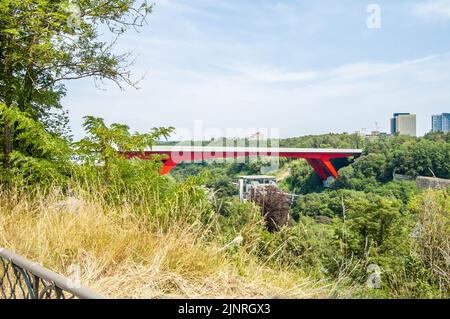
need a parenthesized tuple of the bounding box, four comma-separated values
(0, 188, 333, 299)
(411, 189, 450, 293)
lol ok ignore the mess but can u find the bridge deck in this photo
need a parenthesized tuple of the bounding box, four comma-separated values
(127, 146, 362, 180)
(147, 146, 362, 155)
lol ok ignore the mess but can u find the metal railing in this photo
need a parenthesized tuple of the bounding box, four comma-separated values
(0, 248, 105, 299)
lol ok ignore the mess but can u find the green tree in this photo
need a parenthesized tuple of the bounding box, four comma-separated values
(74, 116, 173, 182)
(0, 102, 69, 184)
(330, 192, 412, 283)
(282, 159, 323, 194)
(390, 139, 450, 178)
(0, 0, 152, 174)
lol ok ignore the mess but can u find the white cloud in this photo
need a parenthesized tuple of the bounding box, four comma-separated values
(62, 1, 450, 140)
(328, 55, 439, 80)
(232, 55, 439, 84)
(412, 0, 450, 21)
(154, 0, 216, 17)
(236, 67, 319, 83)
(65, 53, 450, 139)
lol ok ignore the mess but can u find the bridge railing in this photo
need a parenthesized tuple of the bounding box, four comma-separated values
(0, 248, 105, 299)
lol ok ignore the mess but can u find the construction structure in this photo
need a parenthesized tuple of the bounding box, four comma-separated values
(238, 175, 277, 201)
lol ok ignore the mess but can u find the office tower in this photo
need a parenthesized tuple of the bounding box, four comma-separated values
(432, 113, 450, 133)
(390, 113, 417, 137)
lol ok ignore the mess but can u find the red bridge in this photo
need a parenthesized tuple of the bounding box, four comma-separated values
(127, 146, 362, 180)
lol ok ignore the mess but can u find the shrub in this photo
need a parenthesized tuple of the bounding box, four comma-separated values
(408, 189, 450, 296)
(251, 186, 293, 232)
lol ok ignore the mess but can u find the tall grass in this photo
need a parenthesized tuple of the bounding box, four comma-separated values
(0, 185, 333, 299)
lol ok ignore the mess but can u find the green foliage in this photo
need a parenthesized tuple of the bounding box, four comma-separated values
(336, 193, 408, 260)
(0, 103, 70, 185)
(1, 0, 153, 170)
(1, 4, 449, 298)
(217, 199, 265, 242)
(281, 133, 450, 194)
(255, 217, 336, 273)
(173, 165, 238, 198)
(294, 191, 344, 219)
(74, 115, 173, 182)
(281, 133, 364, 149)
(205, 174, 238, 198)
(166, 133, 449, 298)
(226, 161, 274, 175)
(281, 159, 323, 194)
(371, 181, 419, 205)
(390, 138, 450, 178)
(362, 134, 449, 179)
(407, 189, 450, 296)
(294, 188, 448, 298)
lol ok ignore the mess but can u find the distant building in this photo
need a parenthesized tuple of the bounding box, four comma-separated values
(431, 113, 450, 133)
(355, 130, 366, 137)
(238, 175, 277, 201)
(248, 132, 265, 141)
(390, 113, 409, 135)
(369, 130, 382, 136)
(365, 131, 388, 140)
(390, 113, 417, 137)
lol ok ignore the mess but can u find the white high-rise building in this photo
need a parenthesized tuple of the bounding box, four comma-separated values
(390, 113, 416, 137)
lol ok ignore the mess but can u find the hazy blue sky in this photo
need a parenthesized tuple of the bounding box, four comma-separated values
(64, 0, 450, 140)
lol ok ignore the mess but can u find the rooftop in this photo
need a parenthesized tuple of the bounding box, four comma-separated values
(239, 175, 277, 180)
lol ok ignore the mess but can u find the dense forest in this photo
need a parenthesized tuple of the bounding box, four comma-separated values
(1, 1, 449, 299)
(170, 132, 450, 298)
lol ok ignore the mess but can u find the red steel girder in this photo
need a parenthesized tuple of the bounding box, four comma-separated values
(126, 148, 359, 180)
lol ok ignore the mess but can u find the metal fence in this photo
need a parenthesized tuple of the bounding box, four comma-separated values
(0, 248, 105, 299)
